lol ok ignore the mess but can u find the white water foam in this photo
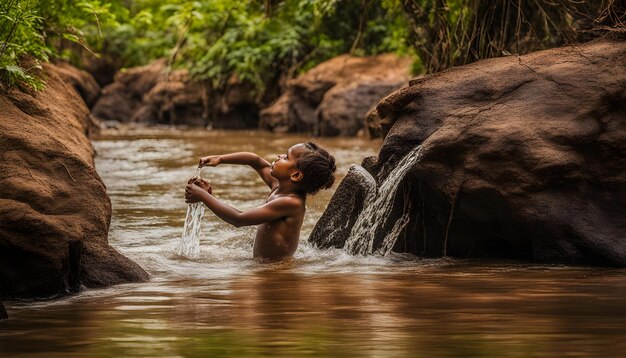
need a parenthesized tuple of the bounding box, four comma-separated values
(344, 146, 423, 256)
(178, 167, 206, 258)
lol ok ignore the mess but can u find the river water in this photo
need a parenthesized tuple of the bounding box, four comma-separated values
(2, 128, 626, 357)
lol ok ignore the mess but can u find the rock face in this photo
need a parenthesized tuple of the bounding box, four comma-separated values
(52, 61, 101, 109)
(0, 62, 148, 299)
(81, 53, 122, 88)
(92, 60, 200, 125)
(310, 165, 377, 249)
(310, 39, 626, 266)
(259, 54, 411, 136)
(92, 60, 259, 128)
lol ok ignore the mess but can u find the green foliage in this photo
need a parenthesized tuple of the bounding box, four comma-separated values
(0, 0, 413, 92)
(115, 0, 414, 96)
(0, 0, 129, 90)
(2, 0, 624, 92)
(0, 0, 46, 90)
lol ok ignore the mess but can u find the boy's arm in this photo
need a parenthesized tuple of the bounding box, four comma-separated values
(185, 183, 299, 227)
(200, 152, 276, 189)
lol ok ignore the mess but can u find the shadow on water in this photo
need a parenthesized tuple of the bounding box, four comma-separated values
(2, 128, 626, 357)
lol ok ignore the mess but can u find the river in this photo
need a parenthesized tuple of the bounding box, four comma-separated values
(2, 128, 626, 357)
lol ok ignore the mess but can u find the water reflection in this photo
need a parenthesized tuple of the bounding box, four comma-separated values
(3, 262, 626, 356)
(2, 128, 626, 357)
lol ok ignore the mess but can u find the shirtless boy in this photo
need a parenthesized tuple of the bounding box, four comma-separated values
(184, 142, 336, 261)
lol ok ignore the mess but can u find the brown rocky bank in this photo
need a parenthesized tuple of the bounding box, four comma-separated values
(0, 62, 148, 299)
(260, 54, 411, 136)
(310, 38, 626, 266)
(92, 54, 411, 136)
(92, 59, 259, 128)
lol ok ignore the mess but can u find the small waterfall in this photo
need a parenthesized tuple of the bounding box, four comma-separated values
(344, 146, 423, 256)
(178, 167, 206, 258)
(308, 165, 378, 248)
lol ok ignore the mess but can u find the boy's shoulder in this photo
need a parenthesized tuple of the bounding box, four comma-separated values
(268, 192, 305, 208)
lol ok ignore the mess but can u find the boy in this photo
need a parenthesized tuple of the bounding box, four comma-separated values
(185, 142, 336, 261)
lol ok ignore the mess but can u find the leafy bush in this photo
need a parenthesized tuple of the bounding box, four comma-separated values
(0, 0, 47, 90)
(5, 0, 620, 92)
(1, 0, 412, 92)
(0, 0, 129, 90)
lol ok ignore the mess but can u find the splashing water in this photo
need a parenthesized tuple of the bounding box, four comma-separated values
(178, 167, 206, 258)
(344, 146, 423, 256)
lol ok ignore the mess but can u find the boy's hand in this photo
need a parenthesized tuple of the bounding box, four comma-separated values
(194, 177, 212, 194)
(185, 183, 208, 203)
(187, 177, 212, 194)
(199, 155, 221, 167)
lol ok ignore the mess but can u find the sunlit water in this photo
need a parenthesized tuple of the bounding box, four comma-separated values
(2, 128, 626, 357)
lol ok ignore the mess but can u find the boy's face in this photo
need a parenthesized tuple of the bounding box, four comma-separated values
(270, 144, 306, 181)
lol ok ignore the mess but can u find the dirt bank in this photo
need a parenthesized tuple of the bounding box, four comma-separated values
(0, 62, 148, 299)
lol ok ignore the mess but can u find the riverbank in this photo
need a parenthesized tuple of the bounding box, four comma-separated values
(90, 53, 412, 138)
(0, 62, 148, 301)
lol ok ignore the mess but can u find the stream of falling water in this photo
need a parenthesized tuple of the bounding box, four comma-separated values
(344, 146, 423, 256)
(178, 167, 205, 258)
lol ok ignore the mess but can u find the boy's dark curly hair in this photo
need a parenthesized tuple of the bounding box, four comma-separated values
(296, 142, 336, 195)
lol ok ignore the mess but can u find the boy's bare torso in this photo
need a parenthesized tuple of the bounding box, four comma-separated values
(189, 147, 316, 261)
(253, 188, 305, 260)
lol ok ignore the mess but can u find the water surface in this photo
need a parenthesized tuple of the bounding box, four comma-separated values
(2, 128, 626, 357)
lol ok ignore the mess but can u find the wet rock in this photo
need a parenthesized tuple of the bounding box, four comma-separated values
(315, 38, 626, 266)
(210, 76, 260, 129)
(260, 54, 411, 136)
(0, 301, 6, 319)
(0, 62, 148, 299)
(309, 165, 377, 248)
(364, 107, 382, 138)
(138, 70, 206, 126)
(92, 81, 140, 123)
(255, 93, 290, 132)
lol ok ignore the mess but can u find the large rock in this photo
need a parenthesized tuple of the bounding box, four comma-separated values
(206, 75, 260, 129)
(260, 54, 411, 136)
(309, 165, 377, 248)
(92, 59, 168, 124)
(135, 69, 206, 126)
(310, 39, 626, 266)
(92, 60, 259, 128)
(0, 62, 148, 299)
